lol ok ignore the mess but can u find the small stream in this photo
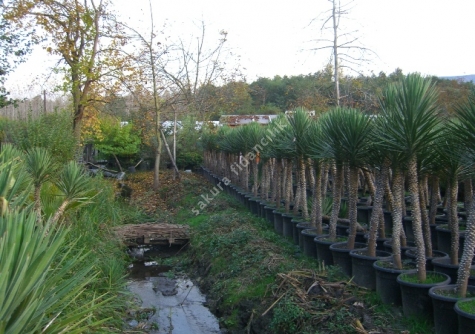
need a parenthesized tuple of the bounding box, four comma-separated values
(126, 245, 223, 334)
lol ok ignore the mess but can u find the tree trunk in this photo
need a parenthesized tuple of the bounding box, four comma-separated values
(367, 162, 389, 257)
(299, 157, 308, 220)
(346, 167, 359, 250)
(456, 192, 475, 297)
(448, 180, 460, 265)
(419, 180, 432, 257)
(464, 178, 473, 212)
(276, 159, 282, 209)
(285, 159, 293, 213)
(408, 156, 426, 281)
(329, 163, 344, 240)
(391, 169, 404, 269)
(429, 176, 440, 225)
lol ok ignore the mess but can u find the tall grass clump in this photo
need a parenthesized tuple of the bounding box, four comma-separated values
(0, 110, 76, 164)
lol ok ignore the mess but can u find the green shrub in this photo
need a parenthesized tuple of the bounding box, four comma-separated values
(176, 151, 203, 170)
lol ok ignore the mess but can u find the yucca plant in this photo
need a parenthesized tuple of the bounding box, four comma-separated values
(0, 210, 111, 334)
(450, 95, 475, 297)
(278, 108, 313, 220)
(0, 144, 112, 333)
(51, 161, 97, 225)
(307, 118, 330, 233)
(24, 147, 57, 218)
(377, 73, 442, 281)
(431, 125, 471, 265)
(322, 107, 372, 248)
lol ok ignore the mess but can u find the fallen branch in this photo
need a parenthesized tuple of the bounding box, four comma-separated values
(262, 292, 286, 316)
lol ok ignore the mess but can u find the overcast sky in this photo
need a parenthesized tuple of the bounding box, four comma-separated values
(5, 0, 475, 97)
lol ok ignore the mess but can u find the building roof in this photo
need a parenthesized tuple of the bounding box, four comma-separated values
(219, 114, 279, 126)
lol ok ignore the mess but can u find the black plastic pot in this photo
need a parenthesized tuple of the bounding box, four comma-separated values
(273, 210, 284, 235)
(383, 239, 416, 259)
(364, 235, 391, 251)
(282, 213, 295, 239)
(397, 271, 451, 321)
(329, 241, 366, 277)
(403, 216, 415, 243)
(405, 249, 449, 271)
(436, 225, 466, 258)
(244, 194, 252, 210)
(264, 206, 275, 225)
(296, 222, 312, 250)
(301, 228, 320, 258)
(430, 285, 475, 334)
(373, 260, 417, 305)
(314, 234, 336, 266)
(383, 210, 394, 237)
(350, 248, 392, 290)
(455, 298, 475, 334)
(249, 197, 260, 216)
(258, 201, 267, 219)
(336, 218, 350, 236)
(432, 257, 475, 285)
(291, 219, 304, 245)
(356, 205, 372, 225)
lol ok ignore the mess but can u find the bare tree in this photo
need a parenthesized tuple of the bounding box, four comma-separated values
(158, 21, 237, 119)
(118, 6, 238, 190)
(310, 0, 375, 106)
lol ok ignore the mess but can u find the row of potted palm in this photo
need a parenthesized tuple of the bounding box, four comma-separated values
(200, 73, 475, 333)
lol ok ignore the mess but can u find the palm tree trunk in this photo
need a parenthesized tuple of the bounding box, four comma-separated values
(456, 192, 475, 297)
(429, 176, 440, 225)
(464, 178, 473, 212)
(329, 163, 344, 241)
(363, 169, 376, 202)
(322, 162, 329, 198)
(299, 157, 309, 220)
(293, 168, 301, 216)
(447, 180, 460, 265)
(275, 159, 282, 209)
(346, 167, 359, 250)
(285, 159, 293, 213)
(253, 160, 259, 197)
(420, 180, 433, 257)
(407, 156, 426, 282)
(309, 160, 316, 228)
(367, 162, 389, 257)
(384, 176, 394, 212)
(266, 161, 272, 202)
(52, 200, 70, 225)
(391, 169, 405, 269)
(314, 162, 323, 234)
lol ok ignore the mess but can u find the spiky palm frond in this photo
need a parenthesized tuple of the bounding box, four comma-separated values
(377, 73, 442, 158)
(52, 162, 97, 224)
(318, 107, 373, 168)
(0, 210, 110, 334)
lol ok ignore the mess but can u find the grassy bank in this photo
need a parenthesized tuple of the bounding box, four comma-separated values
(126, 170, 433, 334)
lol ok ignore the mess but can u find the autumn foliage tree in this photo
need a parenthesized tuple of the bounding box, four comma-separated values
(2, 0, 126, 156)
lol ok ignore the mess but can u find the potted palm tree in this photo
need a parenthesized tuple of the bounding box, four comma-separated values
(377, 73, 449, 320)
(277, 109, 318, 255)
(443, 96, 475, 331)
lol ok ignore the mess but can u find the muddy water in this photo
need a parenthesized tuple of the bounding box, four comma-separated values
(127, 246, 222, 334)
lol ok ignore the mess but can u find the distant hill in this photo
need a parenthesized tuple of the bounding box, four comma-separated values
(440, 74, 475, 83)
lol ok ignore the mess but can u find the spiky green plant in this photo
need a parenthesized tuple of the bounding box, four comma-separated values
(317, 107, 372, 247)
(278, 108, 313, 219)
(51, 161, 97, 224)
(377, 73, 441, 281)
(0, 210, 111, 334)
(450, 95, 475, 297)
(25, 147, 57, 218)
